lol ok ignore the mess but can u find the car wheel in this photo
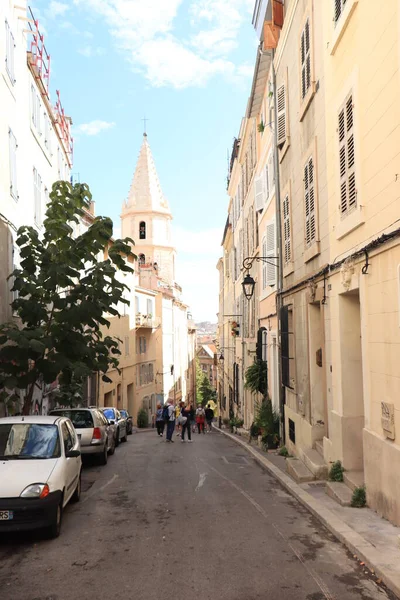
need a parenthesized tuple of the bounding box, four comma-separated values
(108, 437, 116, 455)
(99, 445, 108, 465)
(115, 429, 120, 447)
(47, 502, 63, 539)
(71, 473, 81, 503)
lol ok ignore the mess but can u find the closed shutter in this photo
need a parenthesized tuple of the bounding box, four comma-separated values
(266, 220, 276, 286)
(277, 85, 286, 146)
(8, 129, 18, 200)
(338, 94, 356, 217)
(334, 0, 347, 24)
(283, 194, 291, 263)
(5, 21, 15, 84)
(301, 19, 311, 100)
(262, 237, 267, 290)
(304, 157, 316, 246)
(254, 174, 264, 211)
(239, 229, 244, 274)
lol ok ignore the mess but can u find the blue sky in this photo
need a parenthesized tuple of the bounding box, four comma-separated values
(32, 0, 258, 321)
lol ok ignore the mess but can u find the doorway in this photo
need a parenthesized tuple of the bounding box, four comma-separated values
(308, 302, 328, 435)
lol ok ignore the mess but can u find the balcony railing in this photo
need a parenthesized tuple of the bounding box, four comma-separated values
(135, 314, 161, 329)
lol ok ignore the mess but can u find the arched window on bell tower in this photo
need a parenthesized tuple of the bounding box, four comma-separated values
(138, 253, 145, 265)
(139, 221, 146, 240)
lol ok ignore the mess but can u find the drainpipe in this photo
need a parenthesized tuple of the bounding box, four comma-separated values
(271, 47, 285, 442)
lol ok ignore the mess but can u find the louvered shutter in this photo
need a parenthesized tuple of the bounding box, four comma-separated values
(254, 174, 264, 211)
(262, 237, 267, 290)
(266, 220, 276, 286)
(338, 94, 356, 216)
(277, 85, 286, 146)
(304, 157, 316, 246)
(283, 194, 291, 263)
(301, 19, 311, 100)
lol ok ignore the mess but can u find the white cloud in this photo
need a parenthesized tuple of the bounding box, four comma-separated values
(72, 0, 254, 88)
(78, 45, 105, 57)
(47, 1, 70, 19)
(76, 120, 115, 136)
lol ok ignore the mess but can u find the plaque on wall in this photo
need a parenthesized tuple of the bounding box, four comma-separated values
(381, 402, 395, 440)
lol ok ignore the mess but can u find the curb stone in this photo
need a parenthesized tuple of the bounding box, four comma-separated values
(215, 426, 400, 599)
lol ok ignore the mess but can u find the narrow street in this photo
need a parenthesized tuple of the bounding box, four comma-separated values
(0, 431, 395, 600)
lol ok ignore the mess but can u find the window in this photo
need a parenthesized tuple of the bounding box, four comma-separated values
(138, 253, 145, 265)
(149, 363, 154, 382)
(334, 0, 348, 24)
(281, 305, 295, 389)
(304, 157, 316, 246)
(139, 221, 146, 239)
(300, 19, 311, 100)
(282, 194, 292, 264)
(135, 296, 140, 313)
(338, 94, 356, 217)
(33, 167, 42, 226)
(262, 236, 267, 290)
(277, 84, 287, 146)
(61, 423, 73, 454)
(44, 112, 51, 152)
(8, 128, 18, 200)
(125, 336, 129, 356)
(31, 85, 41, 134)
(265, 220, 276, 287)
(146, 299, 152, 315)
(5, 21, 15, 84)
(254, 174, 264, 211)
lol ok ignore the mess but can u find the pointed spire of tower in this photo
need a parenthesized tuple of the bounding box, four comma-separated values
(125, 134, 170, 214)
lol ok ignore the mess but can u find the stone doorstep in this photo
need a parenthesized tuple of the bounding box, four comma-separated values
(213, 426, 400, 600)
(326, 481, 353, 507)
(315, 440, 324, 458)
(343, 470, 365, 491)
(301, 448, 329, 480)
(286, 457, 315, 483)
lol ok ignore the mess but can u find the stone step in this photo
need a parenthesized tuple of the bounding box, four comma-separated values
(343, 470, 364, 492)
(302, 448, 328, 480)
(286, 458, 315, 483)
(326, 481, 353, 506)
(315, 440, 324, 458)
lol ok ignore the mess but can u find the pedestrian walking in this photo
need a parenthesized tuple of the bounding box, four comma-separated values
(155, 403, 164, 436)
(181, 404, 194, 442)
(196, 405, 206, 434)
(165, 399, 176, 442)
(205, 404, 214, 432)
(175, 401, 184, 436)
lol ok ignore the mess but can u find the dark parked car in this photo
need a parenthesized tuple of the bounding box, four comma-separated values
(120, 410, 133, 435)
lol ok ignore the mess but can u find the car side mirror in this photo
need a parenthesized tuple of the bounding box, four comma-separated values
(66, 449, 81, 458)
(109, 420, 115, 425)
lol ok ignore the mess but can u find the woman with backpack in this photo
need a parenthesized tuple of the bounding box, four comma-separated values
(156, 403, 164, 436)
(196, 405, 206, 434)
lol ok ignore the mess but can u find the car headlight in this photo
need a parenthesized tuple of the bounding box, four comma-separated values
(20, 483, 50, 499)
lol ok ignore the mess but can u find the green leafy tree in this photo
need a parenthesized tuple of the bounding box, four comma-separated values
(200, 372, 216, 407)
(0, 181, 135, 415)
(195, 359, 204, 405)
(244, 360, 268, 397)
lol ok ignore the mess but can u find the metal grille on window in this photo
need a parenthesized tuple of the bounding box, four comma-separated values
(301, 19, 311, 100)
(338, 94, 356, 217)
(283, 194, 291, 263)
(304, 157, 316, 246)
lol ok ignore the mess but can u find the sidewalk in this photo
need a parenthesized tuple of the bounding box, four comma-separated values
(215, 426, 400, 599)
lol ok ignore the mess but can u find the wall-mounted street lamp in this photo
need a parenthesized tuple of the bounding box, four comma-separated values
(241, 255, 279, 300)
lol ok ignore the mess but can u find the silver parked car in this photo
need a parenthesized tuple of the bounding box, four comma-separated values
(49, 408, 115, 465)
(100, 408, 127, 446)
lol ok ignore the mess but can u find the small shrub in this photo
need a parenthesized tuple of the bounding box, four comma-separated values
(351, 486, 366, 508)
(329, 460, 344, 482)
(236, 419, 244, 428)
(137, 408, 149, 428)
(222, 418, 230, 426)
(278, 446, 289, 457)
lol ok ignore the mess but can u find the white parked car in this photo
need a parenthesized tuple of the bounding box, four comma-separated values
(0, 415, 82, 538)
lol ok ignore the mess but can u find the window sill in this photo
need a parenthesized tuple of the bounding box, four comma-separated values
(299, 83, 316, 122)
(335, 205, 365, 240)
(279, 137, 290, 163)
(330, 0, 359, 56)
(304, 241, 320, 263)
(283, 262, 294, 277)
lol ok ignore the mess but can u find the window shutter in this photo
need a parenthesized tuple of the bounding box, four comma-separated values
(266, 220, 276, 286)
(338, 94, 356, 217)
(277, 85, 286, 146)
(254, 174, 264, 211)
(8, 129, 18, 199)
(5, 21, 15, 84)
(262, 237, 267, 290)
(301, 19, 311, 100)
(304, 157, 316, 246)
(334, 0, 347, 24)
(283, 194, 291, 264)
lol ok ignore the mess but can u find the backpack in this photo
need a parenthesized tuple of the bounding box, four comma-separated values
(162, 405, 170, 421)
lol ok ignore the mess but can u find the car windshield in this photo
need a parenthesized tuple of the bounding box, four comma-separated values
(102, 409, 115, 420)
(120, 410, 127, 417)
(0, 424, 61, 459)
(50, 410, 94, 429)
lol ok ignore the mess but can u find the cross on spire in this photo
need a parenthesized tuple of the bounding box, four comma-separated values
(142, 115, 149, 135)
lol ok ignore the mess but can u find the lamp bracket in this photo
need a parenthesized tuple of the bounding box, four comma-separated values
(242, 255, 279, 271)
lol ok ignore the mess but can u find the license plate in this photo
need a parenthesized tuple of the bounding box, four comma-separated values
(0, 511, 13, 521)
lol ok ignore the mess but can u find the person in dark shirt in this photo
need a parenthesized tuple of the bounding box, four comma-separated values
(205, 405, 214, 432)
(181, 404, 194, 442)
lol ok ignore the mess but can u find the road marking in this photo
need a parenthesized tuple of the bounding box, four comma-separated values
(201, 459, 337, 600)
(81, 474, 119, 504)
(195, 472, 207, 492)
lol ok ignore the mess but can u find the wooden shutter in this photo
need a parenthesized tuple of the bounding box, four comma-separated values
(272, 0, 284, 28)
(262, 237, 267, 290)
(266, 220, 276, 286)
(254, 174, 264, 211)
(283, 194, 291, 263)
(301, 19, 311, 100)
(277, 85, 286, 146)
(338, 94, 356, 216)
(304, 157, 316, 246)
(8, 129, 17, 199)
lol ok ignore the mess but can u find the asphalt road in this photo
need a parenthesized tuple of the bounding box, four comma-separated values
(0, 430, 397, 600)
